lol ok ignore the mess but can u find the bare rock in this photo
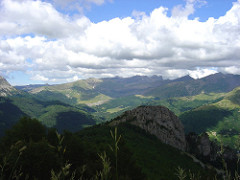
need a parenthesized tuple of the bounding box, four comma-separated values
(111, 105, 186, 151)
(0, 76, 17, 96)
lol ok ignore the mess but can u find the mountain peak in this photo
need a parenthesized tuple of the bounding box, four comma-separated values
(111, 105, 186, 151)
(0, 76, 17, 96)
(173, 75, 194, 82)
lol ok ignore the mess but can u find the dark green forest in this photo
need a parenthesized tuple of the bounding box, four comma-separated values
(0, 117, 218, 180)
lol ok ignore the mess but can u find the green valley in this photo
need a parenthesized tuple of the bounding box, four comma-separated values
(179, 87, 240, 148)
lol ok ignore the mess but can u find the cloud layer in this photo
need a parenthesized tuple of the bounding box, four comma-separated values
(0, 0, 240, 83)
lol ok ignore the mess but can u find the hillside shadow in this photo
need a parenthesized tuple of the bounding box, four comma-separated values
(55, 111, 95, 133)
(0, 97, 27, 136)
(179, 106, 233, 134)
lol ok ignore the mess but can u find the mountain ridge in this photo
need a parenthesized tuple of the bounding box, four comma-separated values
(110, 105, 186, 151)
(14, 73, 240, 107)
(0, 76, 18, 96)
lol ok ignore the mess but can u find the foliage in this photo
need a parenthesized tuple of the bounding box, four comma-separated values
(179, 106, 233, 134)
(0, 118, 146, 179)
(77, 123, 215, 180)
(96, 151, 111, 180)
(0, 97, 26, 137)
(109, 127, 121, 180)
(0, 95, 96, 137)
(175, 167, 187, 180)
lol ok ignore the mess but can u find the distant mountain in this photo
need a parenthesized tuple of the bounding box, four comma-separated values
(25, 75, 173, 106)
(145, 73, 240, 98)
(171, 75, 194, 82)
(28, 76, 165, 106)
(15, 84, 51, 92)
(0, 76, 18, 96)
(27, 73, 240, 108)
(95, 75, 165, 97)
(29, 78, 111, 106)
(23, 73, 240, 124)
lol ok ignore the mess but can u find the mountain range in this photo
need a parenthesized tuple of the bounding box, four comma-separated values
(1, 73, 240, 147)
(1, 73, 240, 179)
(17, 73, 240, 105)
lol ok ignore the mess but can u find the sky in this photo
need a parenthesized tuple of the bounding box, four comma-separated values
(0, 0, 239, 85)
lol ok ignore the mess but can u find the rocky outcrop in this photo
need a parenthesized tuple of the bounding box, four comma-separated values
(0, 76, 17, 96)
(186, 132, 238, 170)
(111, 105, 186, 151)
(186, 132, 219, 161)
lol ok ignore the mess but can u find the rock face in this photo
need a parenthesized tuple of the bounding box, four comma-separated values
(112, 105, 186, 151)
(0, 76, 17, 96)
(186, 132, 218, 160)
(186, 132, 238, 170)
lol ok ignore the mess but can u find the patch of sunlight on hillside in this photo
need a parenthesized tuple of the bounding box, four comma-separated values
(179, 93, 225, 101)
(106, 106, 127, 113)
(214, 99, 240, 110)
(135, 95, 153, 99)
(83, 94, 112, 106)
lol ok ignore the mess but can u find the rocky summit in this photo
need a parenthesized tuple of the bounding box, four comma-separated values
(0, 76, 17, 96)
(112, 105, 186, 151)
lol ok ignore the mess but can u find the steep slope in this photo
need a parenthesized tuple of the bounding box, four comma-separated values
(0, 76, 18, 96)
(111, 105, 186, 151)
(0, 97, 26, 136)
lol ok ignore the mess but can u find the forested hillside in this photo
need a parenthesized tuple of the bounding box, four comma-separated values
(0, 117, 217, 180)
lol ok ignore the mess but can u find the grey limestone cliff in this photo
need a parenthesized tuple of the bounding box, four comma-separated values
(111, 105, 186, 151)
(0, 76, 17, 96)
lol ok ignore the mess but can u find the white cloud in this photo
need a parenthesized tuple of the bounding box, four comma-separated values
(221, 66, 240, 75)
(0, 0, 240, 83)
(31, 74, 49, 81)
(188, 68, 218, 79)
(0, 0, 90, 38)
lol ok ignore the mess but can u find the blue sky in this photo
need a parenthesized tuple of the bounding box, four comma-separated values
(85, 0, 234, 22)
(0, 0, 239, 85)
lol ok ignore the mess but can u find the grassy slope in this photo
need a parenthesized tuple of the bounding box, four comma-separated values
(150, 93, 225, 115)
(180, 87, 240, 148)
(31, 79, 112, 106)
(93, 95, 154, 122)
(94, 92, 225, 122)
(77, 123, 215, 180)
(7, 95, 95, 133)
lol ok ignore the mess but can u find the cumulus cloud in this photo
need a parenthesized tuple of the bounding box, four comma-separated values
(188, 68, 218, 79)
(0, 0, 240, 84)
(172, 0, 207, 18)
